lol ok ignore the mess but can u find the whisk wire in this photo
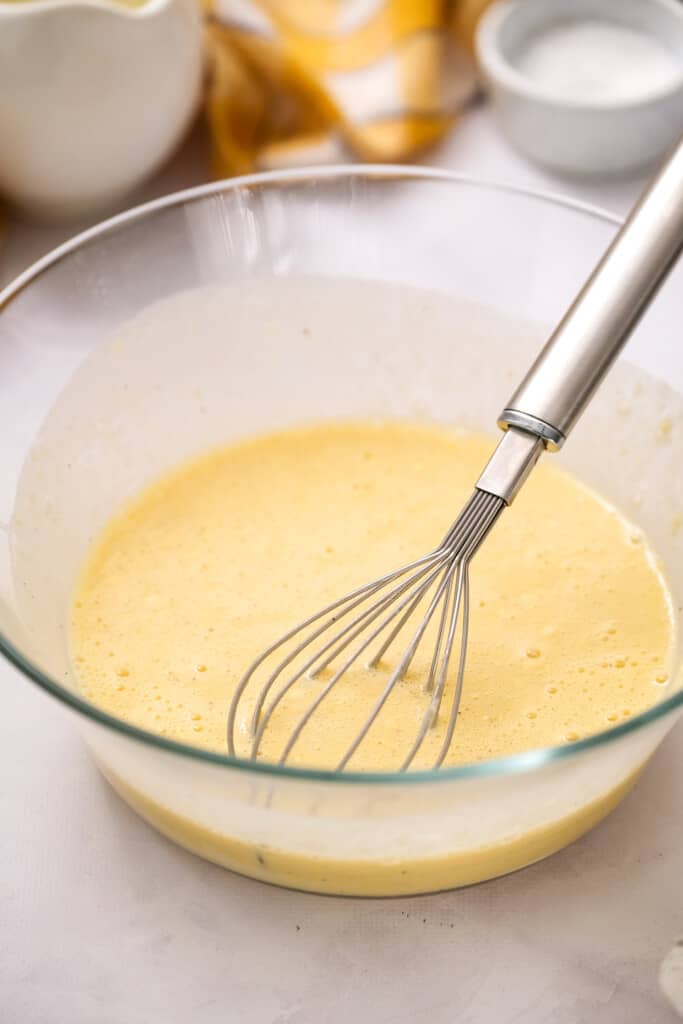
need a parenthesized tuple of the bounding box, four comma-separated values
(335, 557, 458, 771)
(228, 488, 506, 770)
(433, 493, 508, 767)
(425, 568, 455, 695)
(255, 555, 447, 761)
(400, 562, 462, 771)
(258, 493, 490, 764)
(310, 557, 440, 678)
(435, 564, 470, 768)
(227, 552, 438, 752)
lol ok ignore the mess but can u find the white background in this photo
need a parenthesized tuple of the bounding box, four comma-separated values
(1, 107, 682, 1023)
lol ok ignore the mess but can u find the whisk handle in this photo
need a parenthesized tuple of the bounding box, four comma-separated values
(499, 135, 683, 450)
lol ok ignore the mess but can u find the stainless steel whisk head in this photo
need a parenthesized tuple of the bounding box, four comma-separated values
(227, 487, 506, 771)
(227, 136, 683, 771)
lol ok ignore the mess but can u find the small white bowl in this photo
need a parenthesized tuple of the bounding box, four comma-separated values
(0, 0, 202, 221)
(476, 0, 683, 177)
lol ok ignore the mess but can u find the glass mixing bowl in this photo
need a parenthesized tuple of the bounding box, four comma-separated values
(1, 167, 682, 897)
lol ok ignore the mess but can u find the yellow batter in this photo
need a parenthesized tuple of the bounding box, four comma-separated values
(71, 421, 676, 891)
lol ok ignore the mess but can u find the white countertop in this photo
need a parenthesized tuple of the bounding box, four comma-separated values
(2, 108, 682, 1024)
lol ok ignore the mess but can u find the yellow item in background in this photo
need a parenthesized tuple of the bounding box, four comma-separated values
(204, 0, 490, 176)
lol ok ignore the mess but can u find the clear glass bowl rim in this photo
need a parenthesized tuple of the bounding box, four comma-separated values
(2, 163, 681, 785)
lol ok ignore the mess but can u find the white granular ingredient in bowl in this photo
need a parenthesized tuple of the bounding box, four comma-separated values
(514, 19, 682, 102)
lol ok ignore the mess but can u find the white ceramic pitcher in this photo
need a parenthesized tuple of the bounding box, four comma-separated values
(0, 0, 202, 220)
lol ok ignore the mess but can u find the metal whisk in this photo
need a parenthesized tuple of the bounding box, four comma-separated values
(228, 137, 683, 771)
